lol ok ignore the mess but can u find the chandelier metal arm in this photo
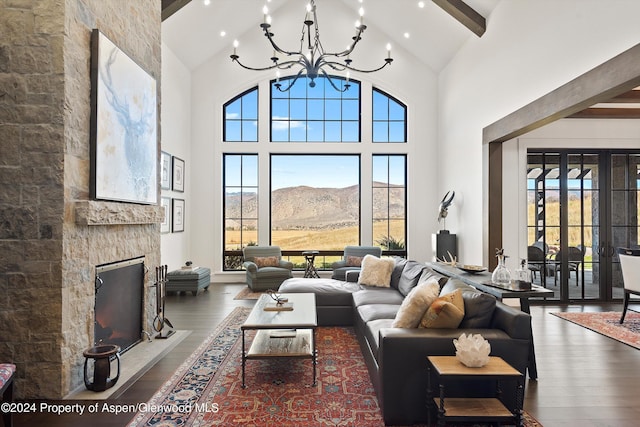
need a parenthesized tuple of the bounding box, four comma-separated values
(274, 68, 307, 92)
(261, 24, 301, 57)
(342, 59, 394, 74)
(319, 69, 350, 92)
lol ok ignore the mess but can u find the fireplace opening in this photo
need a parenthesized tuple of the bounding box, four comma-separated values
(94, 257, 145, 353)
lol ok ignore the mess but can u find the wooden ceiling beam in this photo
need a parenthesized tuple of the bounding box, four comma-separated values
(608, 89, 640, 103)
(567, 108, 640, 119)
(162, 0, 192, 21)
(432, 0, 486, 37)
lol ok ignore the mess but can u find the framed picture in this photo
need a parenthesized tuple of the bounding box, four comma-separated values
(172, 156, 185, 192)
(160, 197, 171, 234)
(172, 198, 185, 233)
(160, 151, 172, 190)
(90, 29, 158, 204)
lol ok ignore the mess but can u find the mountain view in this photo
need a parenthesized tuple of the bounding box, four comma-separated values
(225, 183, 405, 230)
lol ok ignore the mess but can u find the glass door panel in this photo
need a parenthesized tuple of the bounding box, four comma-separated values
(527, 152, 602, 301)
(566, 154, 600, 300)
(610, 154, 640, 299)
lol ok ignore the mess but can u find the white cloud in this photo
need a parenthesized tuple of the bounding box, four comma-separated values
(272, 116, 306, 130)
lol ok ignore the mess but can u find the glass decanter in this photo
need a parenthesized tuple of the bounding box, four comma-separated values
(515, 259, 532, 287)
(491, 248, 512, 286)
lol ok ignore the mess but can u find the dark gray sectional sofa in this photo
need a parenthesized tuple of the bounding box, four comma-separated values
(279, 258, 532, 426)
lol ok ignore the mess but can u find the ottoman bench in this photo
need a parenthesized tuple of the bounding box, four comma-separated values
(167, 267, 211, 296)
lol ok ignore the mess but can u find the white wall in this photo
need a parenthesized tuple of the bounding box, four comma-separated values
(188, 0, 439, 281)
(439, 0, 640, 267)
(160, 43, 192, 270)
(501, 119, 640, 270)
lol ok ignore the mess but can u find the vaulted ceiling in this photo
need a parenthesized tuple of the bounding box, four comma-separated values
(161, 0, 498, 73)
(161, 0, 640, 119)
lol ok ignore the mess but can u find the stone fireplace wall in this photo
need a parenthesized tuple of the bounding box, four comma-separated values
(0, 0, 161, 399)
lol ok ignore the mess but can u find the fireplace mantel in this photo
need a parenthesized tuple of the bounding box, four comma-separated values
(75, 201, 164, 226)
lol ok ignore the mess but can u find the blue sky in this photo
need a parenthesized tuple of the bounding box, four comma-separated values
(270, 155, 405, 190)
(271, 155, 359, 190)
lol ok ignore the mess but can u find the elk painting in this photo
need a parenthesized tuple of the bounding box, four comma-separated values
(90, 30, 157, 204)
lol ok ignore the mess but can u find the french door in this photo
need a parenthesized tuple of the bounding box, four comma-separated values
(527, 150, 639, 302)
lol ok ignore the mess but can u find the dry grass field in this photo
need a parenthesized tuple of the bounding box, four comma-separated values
(527, 197, 594, 248)
(225, 222, 404, 251)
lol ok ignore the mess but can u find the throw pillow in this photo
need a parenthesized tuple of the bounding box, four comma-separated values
(253, 256, 280, 268)
(389, 257, 408, 290)
(420, 289, 465, 328)
(392, 278, 441, 328)
(346, 256, 363, 267)
(458, 291, 496, 329)
(397, 260, 427, 297)
(358, 255, 395, 287)
(417, 269, 448, 289)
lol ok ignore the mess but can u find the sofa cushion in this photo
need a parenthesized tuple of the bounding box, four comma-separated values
(389, 257, 408, 290)
(279, 278, 362, 306)
(352, 288, 405, 307)
(420, 289, 465, 328)
(357, 304, 400, 323)
(419, 268, 449, 289)
(398, 261, 427, 296)
(459, 291, 497, 329)
(392, 279, 440, 328)
(358, 255, 395, 287)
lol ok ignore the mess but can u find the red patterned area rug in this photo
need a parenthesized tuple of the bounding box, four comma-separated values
(128, 306, 542, 427)
(552, 310, 640, 349)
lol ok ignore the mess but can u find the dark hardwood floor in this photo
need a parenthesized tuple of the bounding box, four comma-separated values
(13, 283, 640, 426)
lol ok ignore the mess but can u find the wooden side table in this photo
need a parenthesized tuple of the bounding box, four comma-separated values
(427, 356, 524, 426)
(302, 250, 320, 278)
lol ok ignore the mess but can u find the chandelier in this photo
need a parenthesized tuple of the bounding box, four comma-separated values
(230, 0, 393, 92)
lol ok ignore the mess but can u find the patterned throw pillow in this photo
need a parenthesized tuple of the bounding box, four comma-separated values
(420, 288, 465, 328)
(346, 256, 363, 267)
(253, 256, 280, 268)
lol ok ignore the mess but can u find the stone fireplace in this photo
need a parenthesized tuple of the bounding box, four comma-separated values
(0, 1, 162, 398)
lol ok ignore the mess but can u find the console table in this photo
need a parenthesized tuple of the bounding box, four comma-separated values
(426, 262, 553, 313)
(427, 262, 553, 380)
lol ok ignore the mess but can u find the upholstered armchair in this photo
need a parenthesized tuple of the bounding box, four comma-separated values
(617, 247, 640, 324)
(242, 246, 293, 291)
(331, 245, 382, 280)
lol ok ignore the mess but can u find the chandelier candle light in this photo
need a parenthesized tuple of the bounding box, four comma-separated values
(230, 0, 393, 92)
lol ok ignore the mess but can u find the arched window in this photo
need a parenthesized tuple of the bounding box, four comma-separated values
(223, 87, 258, 142)
(372, 88, 406, 142)
(271, 76, 361, 142)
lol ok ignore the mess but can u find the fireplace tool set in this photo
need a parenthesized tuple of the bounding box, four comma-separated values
(153, 265, 175, 339)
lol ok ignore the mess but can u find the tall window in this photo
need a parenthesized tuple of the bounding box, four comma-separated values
(223, 154, 258, 269)
(271, 76, 361, 142)
(372, 88, 406, 142)
(373, 155, 406, 251)
(223, 87, 258, 142)
(271, 154, 360, 250)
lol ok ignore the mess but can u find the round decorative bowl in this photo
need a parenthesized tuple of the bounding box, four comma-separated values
(456, 264, 487, 274)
